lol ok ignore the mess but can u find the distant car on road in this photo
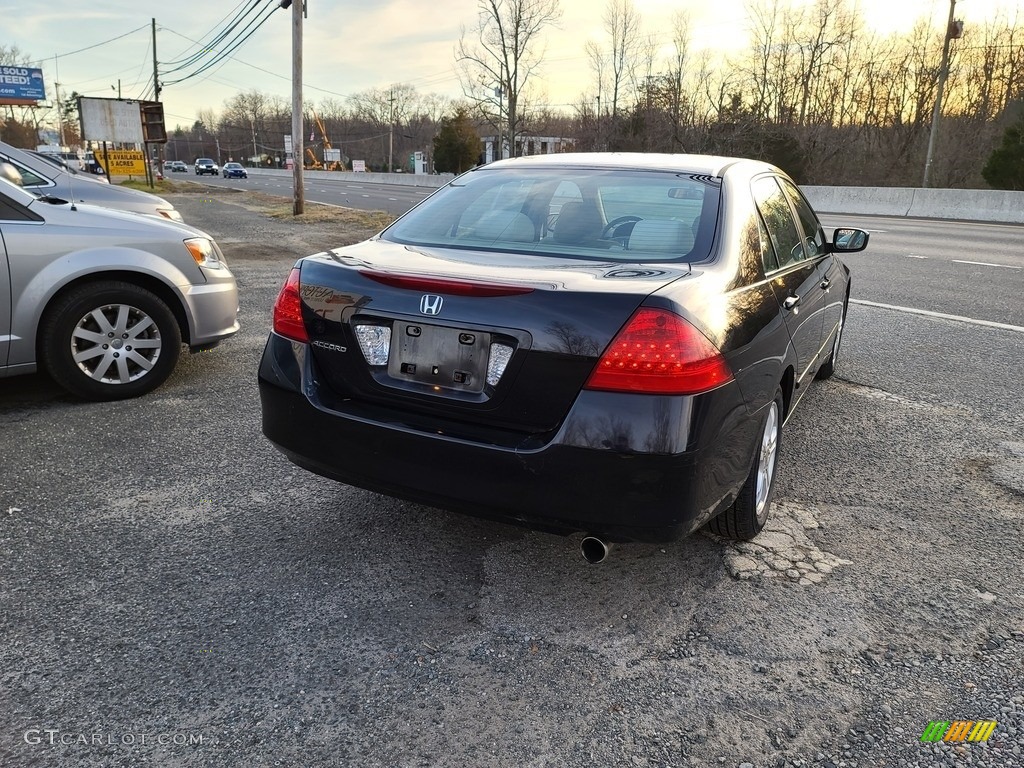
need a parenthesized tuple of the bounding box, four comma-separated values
(222, 162, 248, 179)
(1, 140, 179, 218)
(170, 161, 188, 173)
(259, 152, 869, 560)
(195, 158, 219, 176)
(0, 176, 239, 400)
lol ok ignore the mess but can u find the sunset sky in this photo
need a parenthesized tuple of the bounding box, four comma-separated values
(4, 0, 1019, 129)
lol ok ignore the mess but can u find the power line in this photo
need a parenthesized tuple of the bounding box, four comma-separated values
(162, 0, 274, 74)
(30, 24, 150, 64)
(162, 3, 280, 86)
(161, 0, 253, 65)
(160, 26, 354, 100)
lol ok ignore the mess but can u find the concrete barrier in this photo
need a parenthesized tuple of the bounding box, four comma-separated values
(241, 169, 1023, 224)
(803, 185, 1024, 225)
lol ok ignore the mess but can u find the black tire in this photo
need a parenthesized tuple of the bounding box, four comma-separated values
(816, 296, 848, 380)
(39, 281, 182, 401)
(708, 387, 784, 540)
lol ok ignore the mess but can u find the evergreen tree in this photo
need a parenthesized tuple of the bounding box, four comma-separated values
(982, 120, 1024, 191)
(433, 109, 482, 174)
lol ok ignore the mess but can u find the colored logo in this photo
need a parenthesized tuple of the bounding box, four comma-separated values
(920, 720, 997, 742)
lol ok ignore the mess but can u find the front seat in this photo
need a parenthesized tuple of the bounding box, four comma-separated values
(553, 200, 603, 245)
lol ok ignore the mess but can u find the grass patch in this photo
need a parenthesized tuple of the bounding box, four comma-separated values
(117, 178, 194, 194)
(265, 200, 394, 229)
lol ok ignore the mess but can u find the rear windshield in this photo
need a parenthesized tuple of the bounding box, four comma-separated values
(381, 166, 721, 262)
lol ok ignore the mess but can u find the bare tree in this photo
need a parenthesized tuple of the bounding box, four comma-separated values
(604, 0, 643, 118)
(456, 0, 562, 158)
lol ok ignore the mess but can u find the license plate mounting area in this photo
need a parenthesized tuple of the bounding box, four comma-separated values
(387, 321, 490, 393)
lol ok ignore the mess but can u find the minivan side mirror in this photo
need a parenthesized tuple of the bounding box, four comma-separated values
(830, 228, 868, 253)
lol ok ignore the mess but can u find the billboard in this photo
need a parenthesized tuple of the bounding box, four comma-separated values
(79, 97, 144, 143)
(0, 66, 46, 104)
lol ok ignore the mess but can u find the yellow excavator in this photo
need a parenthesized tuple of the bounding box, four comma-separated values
(304, 111, 342, 171)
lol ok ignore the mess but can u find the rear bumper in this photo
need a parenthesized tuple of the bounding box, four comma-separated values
(258, 333, 759, 543)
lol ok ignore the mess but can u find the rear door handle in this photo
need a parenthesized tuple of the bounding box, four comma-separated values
(783, 295, 801, 311)
(820, 277, 831, 291)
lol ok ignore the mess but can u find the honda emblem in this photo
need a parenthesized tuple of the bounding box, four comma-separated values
(419, 294, 443, 315)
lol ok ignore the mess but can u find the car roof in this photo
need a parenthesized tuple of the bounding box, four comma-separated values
(483, 152, 778, 177)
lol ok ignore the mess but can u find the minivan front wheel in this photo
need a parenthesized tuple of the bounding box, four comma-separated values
(40, 281, 182, 400)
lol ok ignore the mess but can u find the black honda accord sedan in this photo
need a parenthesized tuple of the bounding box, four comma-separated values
(258, 153, 867, 557)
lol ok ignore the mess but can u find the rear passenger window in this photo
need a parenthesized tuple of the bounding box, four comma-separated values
(780, 179, 827, 259)
(752, 176, 804, 270)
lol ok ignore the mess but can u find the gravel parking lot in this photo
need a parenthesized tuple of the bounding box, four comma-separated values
(2, 190, 1022, 768)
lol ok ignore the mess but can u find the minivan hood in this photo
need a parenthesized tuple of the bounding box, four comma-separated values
(26, 196, 208, 239)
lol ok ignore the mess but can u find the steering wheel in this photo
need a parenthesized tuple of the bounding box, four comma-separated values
(601, 215, 642, 240)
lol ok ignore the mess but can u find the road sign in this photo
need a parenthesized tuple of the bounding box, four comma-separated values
(96, 150, 146, 176)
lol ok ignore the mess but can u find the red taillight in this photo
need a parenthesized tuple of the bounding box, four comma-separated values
(359, 270, 533, 297)
(272, 268, 308, 343)
(584, 308, 732, 395)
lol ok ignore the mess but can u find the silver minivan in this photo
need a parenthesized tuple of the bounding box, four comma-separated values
(0, 176, 238, 400)
(0, 140, 184, 222)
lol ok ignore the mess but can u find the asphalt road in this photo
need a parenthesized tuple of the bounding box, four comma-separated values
(818, 213, 1024, 328)
(1, 191, 1021, 768)
(196, 170, 436, 216)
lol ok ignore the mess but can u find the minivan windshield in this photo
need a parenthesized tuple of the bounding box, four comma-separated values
(381, 166, 721, 263)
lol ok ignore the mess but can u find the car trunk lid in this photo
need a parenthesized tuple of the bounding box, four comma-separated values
(296, 239, 692, 436)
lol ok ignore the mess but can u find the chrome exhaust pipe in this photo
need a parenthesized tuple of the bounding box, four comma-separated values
(580, 536, 613, 564)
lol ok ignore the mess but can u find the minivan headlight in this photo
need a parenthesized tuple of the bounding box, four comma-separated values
(184, 237, 220, 267)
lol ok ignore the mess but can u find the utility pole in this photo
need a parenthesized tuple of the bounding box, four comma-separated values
(53, 55, 64, 148)
(388, 88, 395, 173)
(151, 18, 161, 186)
(923, 0, 961, 188)
(494, 81, 503, 162)
(291, 0, 304, 214)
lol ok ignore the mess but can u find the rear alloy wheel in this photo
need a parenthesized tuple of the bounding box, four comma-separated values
(708, 388, 783, 540)
(816, 297, 847, 380)
(40, 281, 181, 401)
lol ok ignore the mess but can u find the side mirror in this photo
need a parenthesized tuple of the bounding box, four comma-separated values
(830, 227, 868, 253)
(0, 161, 24, 186)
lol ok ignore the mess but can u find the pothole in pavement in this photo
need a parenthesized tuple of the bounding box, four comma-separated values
(709, 501, 852, 585)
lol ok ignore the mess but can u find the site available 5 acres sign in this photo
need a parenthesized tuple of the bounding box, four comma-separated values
(0, 67, 46, 104)
(96, 150, 146, 176)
